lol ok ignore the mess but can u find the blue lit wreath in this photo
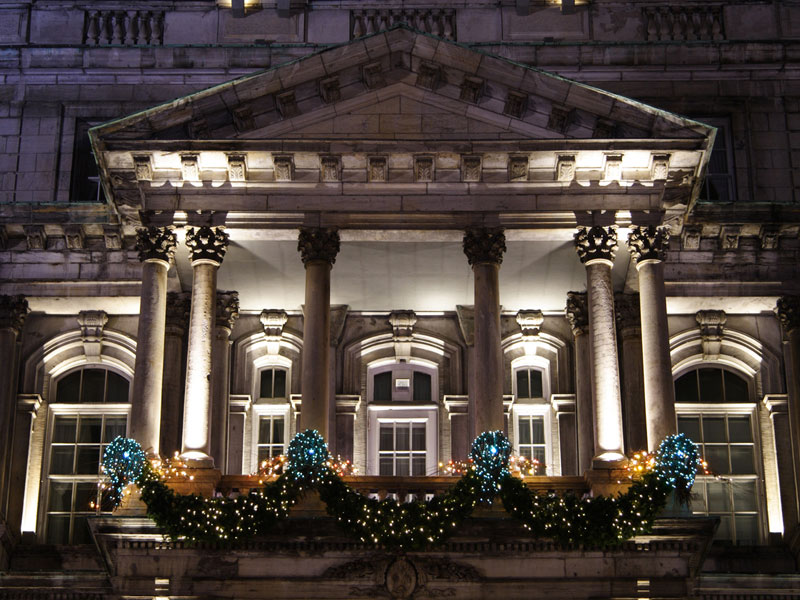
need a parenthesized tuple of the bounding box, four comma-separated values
(655, 433, 700, 501)
(469, 430, 511, 500)
(286, 429, 330, 480)
(102, 436, 147, 503)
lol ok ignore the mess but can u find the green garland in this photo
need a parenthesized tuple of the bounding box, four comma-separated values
(102, 430, 699, 550)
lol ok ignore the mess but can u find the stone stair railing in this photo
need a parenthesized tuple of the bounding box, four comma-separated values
(351, 8, 456, 40)
(83, 10, 165, 45)
(643, 5, 725, 41)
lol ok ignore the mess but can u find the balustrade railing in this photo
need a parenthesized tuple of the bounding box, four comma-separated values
(643, 5, 725, 41)
(217, 474, 588, 502)
(83, 10, 165, 45)
(351, 8, 456, 40)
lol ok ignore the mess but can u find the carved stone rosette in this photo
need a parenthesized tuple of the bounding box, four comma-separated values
(574, 225, 618, 264)
(135, 226, 177, 263)
(0, 295, 29, 332)
(462, 228, 506, 265)
(565, 291, 588, 335)
(215, 291, 240, 330)
(628, 225, 670, 263)
(297, 227, 340, 265)
(776, 296, 800, 334)
(614, 292, 641, 334)
(185, 226, 229, 265)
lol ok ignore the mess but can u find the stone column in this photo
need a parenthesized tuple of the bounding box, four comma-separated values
(628, 225, 676, 450)
(776, 296, 800, 529)
(160, 292, 190, 459)
(463, 228, 506, 436)
(764, 395, 798, 536)
(297, 227, 340, 440)
(210, 291, 239, 471)
(0, 296, 27, 517)
(130, 227, 176, 456)
(181, 226, 229, 465)
(574, 226, 625, 464)
(566, 292, 594, 474)
(615, 292, 647, 452)
(5, 395, 40, 535)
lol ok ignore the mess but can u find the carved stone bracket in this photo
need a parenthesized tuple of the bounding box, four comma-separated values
(574, 225, 618, 264)
(516, 309, 544, 338)
(462, 228, 506, 266)
(628, 225, 669, 263)
(260, 309, 288, 340)
(565, 291, 588, 336)
(166, 292, 191, 333)
(297, 227, 340, 265)
(136, 226, 177, 263)
(389, 310, 417, 341)
(776, 296, 800, 334)
(0, 295, 29, 333)
(215, 291, 240, 331)
(77, 310, 108, 358)
(185, 226, 229, 265)
(614, 292, 641, 334)
(696, 309, 726, 358)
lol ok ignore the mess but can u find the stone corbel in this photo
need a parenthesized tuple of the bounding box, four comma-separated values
(77, 310, 108, 359)
(389, 310, 417, 361)
(696, 309, 726, 359)
(516, 310, 544, 354)
(260, 309, 288, 355)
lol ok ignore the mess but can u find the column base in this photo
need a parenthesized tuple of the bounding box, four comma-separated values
(164, 467, 222, 498)
(586, 462, 631, 497)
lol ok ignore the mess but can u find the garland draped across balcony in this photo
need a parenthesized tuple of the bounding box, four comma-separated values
(102, 430, 699, 550)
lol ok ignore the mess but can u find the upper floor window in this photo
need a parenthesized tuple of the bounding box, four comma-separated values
(55, 368, 130, 404)
(372, 367, 434, 403)
(674, 367, 749, 404)
(259, 367, 287, 399)
(697, 117, 735, 203)
(70, 119, 106, 203)
(515, 368, 544, 399)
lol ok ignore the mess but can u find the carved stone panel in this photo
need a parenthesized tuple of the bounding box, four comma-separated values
(508, 155, 529, 182)
(227, 155, 247, 182)
(556, 155, 575, 182)
(274, 155, 294, 182)
(368, 156, 387, 182)
(321, 156, 341, 182)
(414, 156, 433, 182)
(696, 309, 726, 358)
(461, 155, 481, 182)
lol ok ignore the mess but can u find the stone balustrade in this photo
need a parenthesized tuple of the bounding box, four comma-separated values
(83, 10, 165, 45)
(643, 5, 725, 41)
(351, 8, 456, 40)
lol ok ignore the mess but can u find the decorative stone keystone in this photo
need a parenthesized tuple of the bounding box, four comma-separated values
(0, 296, 28, 333)
(463, 228, 506, 265)
(260, 309, 288, 340)
(565, 292, 588, 335)
(696, 310, 726, 358)
(298, 227, 340, 265)
(389, 311, 417, 341)
(136, 226, 177, 264)
(776, 297, 800, 334)
(516, 310, 544, 338)
(185, 226, 228, 265)
(628, 225, 669, 263)
(77, 310, 108, 359)
(215, 291, 240, 330)
(575, 226, 618, 264)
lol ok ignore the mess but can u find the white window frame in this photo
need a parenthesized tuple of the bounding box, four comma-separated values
(367, 407, 438, 476)
(252, 354, 292, 403)
(41, 402, 130, 544)
(676, 401, 765, 544)
(511, 404, 553, 476)
(250, 403, 291, 470)
(367, 359, 438, 404)
(511, 356, 551, 401)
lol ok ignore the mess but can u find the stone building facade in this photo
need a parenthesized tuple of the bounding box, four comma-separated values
(1, 0, 800, 598)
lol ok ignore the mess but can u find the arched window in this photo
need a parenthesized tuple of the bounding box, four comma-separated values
(45, 367, 130, 544)
(675, 366, 761, 544)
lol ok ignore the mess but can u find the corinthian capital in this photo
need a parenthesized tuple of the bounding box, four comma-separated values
(614, 292, 641, 334)
(185, 226, 229, 265)
(628, 225, 670, 264)
(297, 227, 340, 265)
(574, 226, 618, 264)
(776, 296, 800, 334)
(565, 291, 588, 335)
(0, 295, 28, 333)
(135, 226, 177, 263)
(216, 291, 240, 330)
(463, 228, 506, 266)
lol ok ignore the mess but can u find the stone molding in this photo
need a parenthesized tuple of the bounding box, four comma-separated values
(696, 309, 726, 358)
(0, 295, 28, 333)
(776, 296, 800, 334)
(462, 227, 506, 266)
(628, 225, 669, 263)
(215, 291, 240, 330)
(614, 293, 641, 334)
(565, 291, 588, 335)
(135, 226, 177, 264)
(574, 225, 618, 264)
(516, 309, 544, 338)
(185, 226, 229, 265)
(297, 227, 340, 265)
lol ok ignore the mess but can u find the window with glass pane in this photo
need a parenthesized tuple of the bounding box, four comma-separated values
(373, 372, 392, 402)
(378, 422, 426, 476)
(46, 413, 127, 544)
(517, 415, 546, 471)
(259, 368, 287, 399)
(413, 372, 432, 402)
(697, 118, 735, 203)
(674, 368, 749, 404)
(516, 369, 544, 399)
(257, 415, 286, 464)
(55, 368, 130, 404)
(677, 412, 759, 543)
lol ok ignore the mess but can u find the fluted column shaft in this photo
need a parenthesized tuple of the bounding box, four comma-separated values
(181, 227, 229, 464)
(628, 225, 676, 450)
(463, 228, 506, 436)
(210, 292, 239, 471)
(566, 292, 594, 474)
(129, 227, 176, 456)
(575, 226, 625, 463)
(298, 228, 340, 440)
